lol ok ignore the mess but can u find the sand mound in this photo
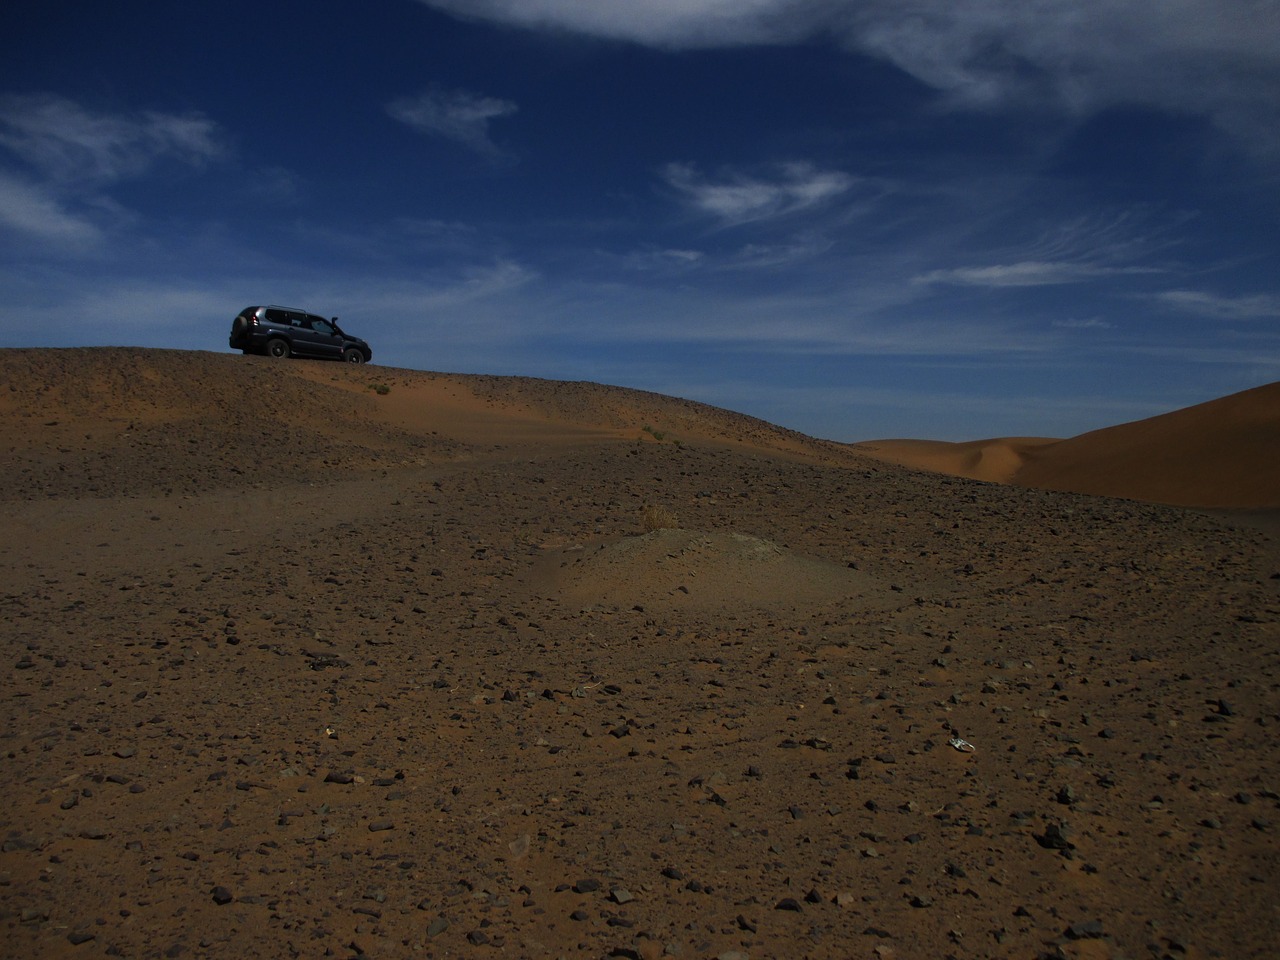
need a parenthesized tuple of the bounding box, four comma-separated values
(533, 528, 889, 613)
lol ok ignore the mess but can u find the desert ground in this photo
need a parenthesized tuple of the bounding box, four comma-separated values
(2, 348, 1278, 960)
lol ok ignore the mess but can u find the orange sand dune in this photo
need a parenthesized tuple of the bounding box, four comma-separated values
(851, 437, 1059, 484)
(857, 381, 1280, 508)
(1015, 381, 1280, 507)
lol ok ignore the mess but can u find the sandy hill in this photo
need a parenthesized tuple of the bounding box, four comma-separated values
(0, 348, 855, 500)
(2, 347, 1279, 960)
(855, 381, 1280, 509)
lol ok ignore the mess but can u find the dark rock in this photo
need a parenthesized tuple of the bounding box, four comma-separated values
(426, 917, 449, 937)
(1036, 822, 1075, 851)
(1065, 919, 1105, 939)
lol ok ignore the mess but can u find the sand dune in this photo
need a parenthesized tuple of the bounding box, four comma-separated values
(1014, 382, 1280, 507)
(2, 348, 1279, 959)
(856, 381, 1280, 508)
(850, 437, 1059, 485)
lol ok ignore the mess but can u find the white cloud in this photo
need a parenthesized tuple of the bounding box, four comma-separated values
(1156, 289, 1280, 320)
(387, 86, 518, 159)
(663, 161, 856, 225)
(0, 172, 101, 246)
(350, 260, 539, 322)
(0, 93, 225, 183)
(730, 237, 835, 269)
(914, 260, 1155, 288)
(0, 94, 227, 248)
(414, 0, 807, 48)
(416, 0, 1280, 153)
(620, 246, 706, 272)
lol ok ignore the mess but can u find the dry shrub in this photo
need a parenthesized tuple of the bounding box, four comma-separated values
(641, 505, 678, 532)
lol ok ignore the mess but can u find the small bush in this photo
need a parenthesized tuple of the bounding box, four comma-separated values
(642, 505, 678, 531)
(369, 383, 391, 395)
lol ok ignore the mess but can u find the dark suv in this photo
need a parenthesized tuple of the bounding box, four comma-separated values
(229, 306, 372, 363)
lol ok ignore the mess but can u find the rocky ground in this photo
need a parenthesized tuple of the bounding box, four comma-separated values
(2, 349, 1278, 959)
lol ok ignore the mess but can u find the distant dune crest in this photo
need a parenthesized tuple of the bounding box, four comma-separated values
(855, 381, 1280, 509)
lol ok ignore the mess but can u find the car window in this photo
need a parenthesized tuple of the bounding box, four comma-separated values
(311, 319, 334, 335)
(265, 309, 288, 324)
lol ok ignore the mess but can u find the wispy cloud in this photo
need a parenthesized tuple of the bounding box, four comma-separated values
(663, 161, 856, 226)
(417, 0, 1280, 155)
(0, 93, 225, 183)
(914, 260, 1156, 288)
(1156, 289, 1280, 320)
(1052, 316, 1112, 330)
(0, 172, 101, 246)
(0, 94, 226, 248)
(386, 86, 518, 160)
(620, 246, 706, 272)
(414, 0, 809, 49)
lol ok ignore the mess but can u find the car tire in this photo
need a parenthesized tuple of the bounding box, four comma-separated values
(342, 348, 365, 364)
(267, 338, 291, 359)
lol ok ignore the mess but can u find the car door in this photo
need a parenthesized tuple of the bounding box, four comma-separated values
(300, 314, 343, 359)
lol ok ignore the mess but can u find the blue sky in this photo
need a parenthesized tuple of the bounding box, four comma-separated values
(1, 0, 1278, 440)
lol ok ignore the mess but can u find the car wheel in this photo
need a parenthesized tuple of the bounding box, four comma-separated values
(342, 348, 365, 364)
(267, 338, 290, 359)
